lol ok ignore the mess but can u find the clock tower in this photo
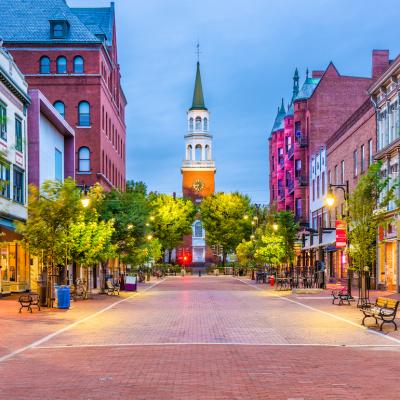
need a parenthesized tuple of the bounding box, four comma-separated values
(181, 61, 216, 201)
(180, 61, 216, 267)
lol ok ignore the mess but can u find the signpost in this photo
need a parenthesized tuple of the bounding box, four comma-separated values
(335, 220, 347, 248)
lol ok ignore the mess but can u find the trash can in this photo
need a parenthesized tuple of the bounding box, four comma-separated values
(56, 285, 71, 309)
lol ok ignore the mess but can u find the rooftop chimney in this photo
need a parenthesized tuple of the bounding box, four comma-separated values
(372, 50, 390, 79)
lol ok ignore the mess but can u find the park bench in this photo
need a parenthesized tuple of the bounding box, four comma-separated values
(361, 297, 399, 331)
(18, 293, 41, 313)
(70, 280, 87, 301)
(106, 280, 120, 296)
(331, 286, 352, 306)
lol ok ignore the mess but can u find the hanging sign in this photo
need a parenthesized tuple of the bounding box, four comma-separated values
(335, 220, 347, 248)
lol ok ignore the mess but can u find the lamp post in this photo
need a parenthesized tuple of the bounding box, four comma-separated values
(80, 184, 90, 208)
(325, 181, 353, 297)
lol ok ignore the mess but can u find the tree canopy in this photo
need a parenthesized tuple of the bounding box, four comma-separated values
(200, 192, 252, 264)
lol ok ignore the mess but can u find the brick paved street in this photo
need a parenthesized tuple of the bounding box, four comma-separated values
(1, 276, 400, 399)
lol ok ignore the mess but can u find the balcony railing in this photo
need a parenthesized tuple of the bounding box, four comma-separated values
(278, 158, 284, 168)
(278, 188, 285, 200)
(287, 146, 294, 159)
(287, 179, 294, 194)
(182, 160, 215, 168)
(295, 133, 308, 148)
(297, 175, 308, 186)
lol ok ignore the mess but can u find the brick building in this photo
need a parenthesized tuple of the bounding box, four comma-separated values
(0, 0, 126, 191)
(301, 50, 390, 285)
(269, 54, 382, 226)
(369, 51, 400, 292)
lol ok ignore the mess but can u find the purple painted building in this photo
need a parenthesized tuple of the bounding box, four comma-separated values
(28, 89, 75, 187)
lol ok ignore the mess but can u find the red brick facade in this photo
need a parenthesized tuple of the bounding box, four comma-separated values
(6, 28, 126, 191)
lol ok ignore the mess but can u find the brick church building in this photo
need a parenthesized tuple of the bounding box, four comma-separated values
(1, 0, 126, 191)
(177, 61, 216, 268)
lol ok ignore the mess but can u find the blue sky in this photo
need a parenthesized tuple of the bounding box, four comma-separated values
(70, 0, 400, 204)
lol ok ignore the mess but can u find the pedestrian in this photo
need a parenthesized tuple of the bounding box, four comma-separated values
(198, 270, 201, 277)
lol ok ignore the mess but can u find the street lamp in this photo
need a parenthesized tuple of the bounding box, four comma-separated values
(243, 215, 249, 220)
(272, 223, 279, 232)
(325, 182, 353, 297)
(150, 216, 155, 221)
(250, 234, 255, 240)
(147, 234, 153, 241)
(80, 184, 90, 208)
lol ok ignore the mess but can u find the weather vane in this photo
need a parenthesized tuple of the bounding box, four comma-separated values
(196, 41, 202, 62)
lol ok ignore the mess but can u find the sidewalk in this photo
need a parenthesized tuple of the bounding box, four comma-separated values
(0, 278, 159, 360)
(236, 276, 400, 339)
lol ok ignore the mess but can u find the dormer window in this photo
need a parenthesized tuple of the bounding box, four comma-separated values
(50, 20, 69, 39)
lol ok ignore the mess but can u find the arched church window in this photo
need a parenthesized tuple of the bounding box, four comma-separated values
(205, 145, 210, 160)
(204, 117, 208, 131)
(195, 116, 201, 130)
(187, 145, 192, 160)
(195, 144, 202, 161)
(194, 221, 203, 237)
(189, 118, 194, 131)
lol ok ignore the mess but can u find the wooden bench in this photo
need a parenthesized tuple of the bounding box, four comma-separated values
(361, 297, 399, 331)
(18, 293, 41, 313)
(331, 286, 352, 306)
(106, 280, 120, 296)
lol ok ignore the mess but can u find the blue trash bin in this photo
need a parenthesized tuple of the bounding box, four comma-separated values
(57, 286, 70, 309)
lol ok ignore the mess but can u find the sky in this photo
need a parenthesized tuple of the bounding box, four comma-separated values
(69, 0, 400, 204)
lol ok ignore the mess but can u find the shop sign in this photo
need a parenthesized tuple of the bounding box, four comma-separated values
(335, 220, 347, 248)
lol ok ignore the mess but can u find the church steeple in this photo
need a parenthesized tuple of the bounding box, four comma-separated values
(190, 62, 207, 111)
(292, 68, 299, 100)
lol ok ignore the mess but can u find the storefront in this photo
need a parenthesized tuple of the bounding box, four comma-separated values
(376, 219, 399, 292)
(0, 221, 30, 295)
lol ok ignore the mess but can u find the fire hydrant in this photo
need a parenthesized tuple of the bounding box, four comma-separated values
(268, 275, 275, 287)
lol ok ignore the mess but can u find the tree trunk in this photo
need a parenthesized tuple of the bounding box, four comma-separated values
(222, 252, 227, 268)
(168, 249, 172, 264)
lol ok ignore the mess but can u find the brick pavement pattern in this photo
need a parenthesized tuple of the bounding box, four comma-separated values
(1, 276, 400, 399)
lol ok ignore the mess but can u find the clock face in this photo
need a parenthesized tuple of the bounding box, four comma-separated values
(192, 179, 205, 193)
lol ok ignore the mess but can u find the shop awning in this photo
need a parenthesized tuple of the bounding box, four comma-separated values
(0, 217, 16, 231)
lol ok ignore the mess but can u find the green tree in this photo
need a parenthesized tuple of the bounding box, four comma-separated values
(236, 239, 256, 269)
(254, 228, 285, 268)
(98, 181, 150, 265)
(275, 211, 298, 267)
(200, 192, 252, 266)
(68, 212, 116, 289)
(347, 162, 396, 300)
(149, 194, 196, 262)
(16, 178, 82, 306)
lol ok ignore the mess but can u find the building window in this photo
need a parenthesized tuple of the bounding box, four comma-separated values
(56, 56, 67, 74)
(0, 162, 10, 198)
(55, 148, 63, 181)
(204, 117, 208, 131)
(78, 101, 90, 126)
(78, 147, 90, 172)
(353, 149, 358, 176)
(334, 165, 338, 184)
(194, 221, 203, 237)
(328, 170, 331, 185)
(271, 156, 274, 171)
(295, 198, 302, 219)
(0, 103, 7, 140)
(205, 145, 210, 160)
(361, 144, 365, 173)
(52, 23, 64, 38)
(295, 159, 301, 177)
(368, 139, 373, 166)
(53, 101, 65, 119)
(278, 148, 284, 166)
(39, 56, 51, 74)
(13, 168, 24, 204)
(195, 144, 202, 161)
(189, 118, 193, 131)
(15, 118, 22, 152)
(317, 176, 320, 199)
(341, 160, 345, 184)
(321, 172, 325, 196)
(312, 179, 315, 201)
(73, 56, 84, 73)
(195, 117, 201, 130)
